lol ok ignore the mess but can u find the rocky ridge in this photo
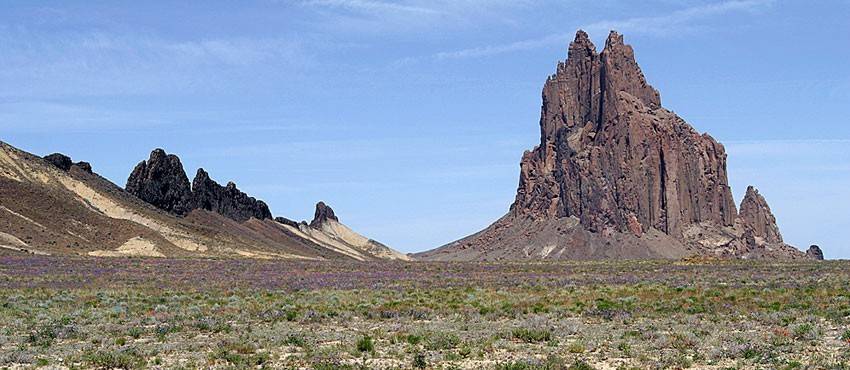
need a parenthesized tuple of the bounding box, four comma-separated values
(125, 149, 271, 222)
(192, 169, 272, 222)
(417, 30, 813, 261)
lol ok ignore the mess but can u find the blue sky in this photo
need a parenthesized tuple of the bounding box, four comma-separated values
(2, 0, 848, 257)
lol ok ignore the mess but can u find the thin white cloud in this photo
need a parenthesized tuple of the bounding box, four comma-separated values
(434, 0, 775, 60)
(300, 0, 441, 15)
(435, 33, 572, 60)
(583, 0, 775, 35)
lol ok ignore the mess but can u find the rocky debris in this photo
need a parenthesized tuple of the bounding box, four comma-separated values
(44, 153, 93, 174)
(807, 245, 824, 260)
(191, 169, 272, 222)
(419, 30, 804, 261)
(737, 186, 783, 244)
(125, 149, 195, 216)
(310, 201, 338, 227)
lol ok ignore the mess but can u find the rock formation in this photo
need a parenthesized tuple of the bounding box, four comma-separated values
(273, 202, 412, 261)
(417, 30, 810, 261)
(125, 149, 195, 216)
(737, 186, 783, 244)
(514, 30, 736, 237)
(806, 245, 824, 260)
(44, 153, 93, 174)
(310, 201, 338, 227)
(44, 153, 73, 171)
(191, 168, 272, 222)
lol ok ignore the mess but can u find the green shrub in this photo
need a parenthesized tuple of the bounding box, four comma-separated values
(356, 335, 374, 353)
(512, 327, 552, 343)
(426, 331, 460, 350)
(84, 348, 145, 369)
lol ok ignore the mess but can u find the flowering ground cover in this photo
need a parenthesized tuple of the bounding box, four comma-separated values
(0, 256, 848, 369)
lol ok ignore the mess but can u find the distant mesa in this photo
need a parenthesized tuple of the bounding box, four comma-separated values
(416, 30, 816, 261)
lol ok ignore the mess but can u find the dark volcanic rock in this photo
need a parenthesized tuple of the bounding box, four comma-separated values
(806, 245, 824, 260)
(513, 30, 736, 237)
(44, 153, 73, 171)
(191, 169, 272, 222)
(125, 149, 195, 216)
(274, 217, 300, 228)
(310, 201, 338, 227)
(418, 30, 804, 261)
(737, 186, 783, 244)
(44, 153, 93, 174)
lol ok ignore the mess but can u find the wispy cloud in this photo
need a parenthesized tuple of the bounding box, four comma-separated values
(435, 33, 571, 60)
(434, 0, 775, 60)
(582, 0, 775, 35)
(301, 0, 441, 15)
(0, 29, 311, 97)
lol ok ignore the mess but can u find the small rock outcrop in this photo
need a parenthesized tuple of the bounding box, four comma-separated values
(44, 153, 73, 171)
(310, 201, 338, 227)
(125, 149, 195, 216)
(806, 245, 824, 260)
(44, 153, 93, 174)
(191, 169, 272, 222)
(737, 186, 783, 243)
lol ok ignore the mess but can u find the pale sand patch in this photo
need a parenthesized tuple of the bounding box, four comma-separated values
(89, 237, 165, 258)
(319, 220, 410, 261)
(0, 146, 54, 184)
(540, 244, 556, 258)
(277, 223, 368, 261)
(55, 176, 208, 252)
(0, 231, 49, 255)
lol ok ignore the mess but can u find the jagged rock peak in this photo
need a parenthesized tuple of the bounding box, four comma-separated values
(310, 201, 338, 227)
(125, 148, 194, 216)
(738, 186, 783, 244)
(191, 168, 272, 222)
(44, 153, 93, 174)
(806, 245, 824, 260)
(514, 29, 735, 238)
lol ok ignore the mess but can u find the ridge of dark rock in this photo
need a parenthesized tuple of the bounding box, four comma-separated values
(191, 168, 272, 222)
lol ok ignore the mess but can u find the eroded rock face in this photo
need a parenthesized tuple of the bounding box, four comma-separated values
(125, 149, 195, 216)
(737, 186, 783, 244)
(513, 30, 736, 238)
(310, 201, 338, 227)
(806, 245, 824, 260)
(418, 30, 806, 261)
(192, 169, 272, 222)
